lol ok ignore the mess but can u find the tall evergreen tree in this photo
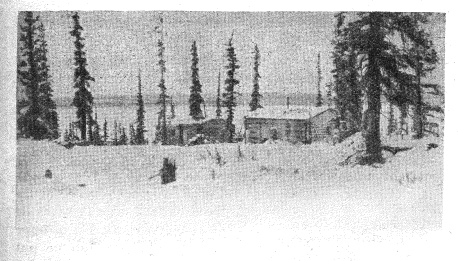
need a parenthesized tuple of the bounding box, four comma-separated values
(249, 44, 262, 111)
(119, 126, 128, 145)
(35, 20, 59, 139)
(155, 15, 169, 144)
(337, 12, 438, 163)
(325, 82, 333, 106)
(113, 120, 118, 146)
(315, 53, 323, 107)
(215, 71, 222, 118)
(70, 12, 95, 141)
(331, 13, 363, 132)
(93, 111, 102, 145)
(103, 118, 108, 144)
(222, 32, 240, 143)
(135, 69, 146, 144)
(397, 14, 439, 139)
(189, 40, 205, 120)
(17, 12, 59, 139)
(129, 124, 136, 145)
(170, 96, 176, 119)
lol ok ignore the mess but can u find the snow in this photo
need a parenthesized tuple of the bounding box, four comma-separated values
(15, 136, 450, 261)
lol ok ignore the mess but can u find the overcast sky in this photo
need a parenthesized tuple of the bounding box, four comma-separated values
(26, 11, 445, 99)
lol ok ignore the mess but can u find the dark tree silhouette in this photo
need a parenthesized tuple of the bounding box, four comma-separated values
(336, 12, 438, 164)
(315, 53, 323, 107)
(216, 71, 222, 118)
(222, 32, 240, 143)
(189, 41, 205, 120)
(70, 12, 95, 141)
(17, 12, 59, 139)
(155, 14, 169, 144)
(249, 44, 262, 111)
(135, 69, 146, 144)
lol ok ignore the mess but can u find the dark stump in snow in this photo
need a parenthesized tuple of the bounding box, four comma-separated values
(161, 157, 177, 185)
(45, 169, 52, 179)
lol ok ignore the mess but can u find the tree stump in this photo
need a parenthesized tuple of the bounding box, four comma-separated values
(45, 169, 52, 179)
(161, 158, 176, 185)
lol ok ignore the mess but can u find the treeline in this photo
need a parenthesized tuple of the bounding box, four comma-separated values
(63, 118, 148, 146)
(17, 12, 263, 145)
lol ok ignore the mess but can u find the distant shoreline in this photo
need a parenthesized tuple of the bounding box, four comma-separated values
(55, 92, 319, 108)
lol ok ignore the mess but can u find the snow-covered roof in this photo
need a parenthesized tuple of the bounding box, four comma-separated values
(245, 106, 335, 120)
(169, 115, 223, 126)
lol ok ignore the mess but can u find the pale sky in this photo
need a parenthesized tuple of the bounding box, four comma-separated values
(25, 11, 445, 99)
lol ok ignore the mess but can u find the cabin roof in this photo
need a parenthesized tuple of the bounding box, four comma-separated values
(245, 106, 336, 121)
(169, 116, 224, 126)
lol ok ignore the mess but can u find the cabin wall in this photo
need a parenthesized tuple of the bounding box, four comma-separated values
(168, 119, 227, 145)
(309, 110, 339, 141)
(245, 109, 339, 144)
(245, 118, 309, 144)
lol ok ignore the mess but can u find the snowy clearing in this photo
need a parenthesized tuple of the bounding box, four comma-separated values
(16, 136, 448, 261)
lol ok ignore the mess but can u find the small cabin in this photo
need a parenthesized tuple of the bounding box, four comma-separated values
(167, 117, 228, 145)
(244, 107, 339, 144)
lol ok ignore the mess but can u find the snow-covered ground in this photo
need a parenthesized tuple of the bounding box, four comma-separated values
(16, 135, 451, 261)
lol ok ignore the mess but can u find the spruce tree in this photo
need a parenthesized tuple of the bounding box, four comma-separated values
(135, 69, 146, 144)
(170, 96, 176, 119)
(215, 71, 222, 118)
(189, 40, 205, 120)
(70, 12, 95, 141)
(325, 82, 333, 106)
(103, 118, 108, 144)
(129, 124, 136, 145)
(222, 32, 240, 143)
(119, 126, 127, 145)
(113, 120, 118, 146)
(17, 12, 59, 140)
(332, 12, 363, 131)
(397, 14, 439, 139)
(249, 44, 262, 111)
(336, 12, 438, 163)
(35, 20, 59, 139)
(155, 15, 168, 144)
(315, 53, 323, 107)
(93, 112, 102, 145)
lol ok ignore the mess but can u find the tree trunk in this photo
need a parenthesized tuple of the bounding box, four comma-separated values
(162, 95, 167, 144)
(399, 103, 408, 139)
(81, 113, 87, 141)
(362, 13, 383, 164)
(87, 112, 93, 142)
(413, 50, 423, 139)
